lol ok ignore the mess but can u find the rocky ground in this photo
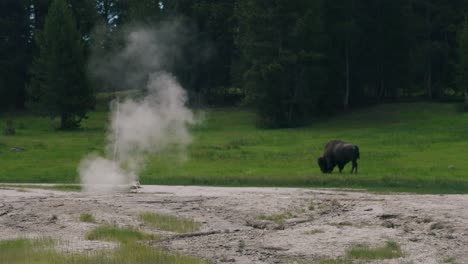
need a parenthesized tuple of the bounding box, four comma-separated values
(0, 185, 467, 263)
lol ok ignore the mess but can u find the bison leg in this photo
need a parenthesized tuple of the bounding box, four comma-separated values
(351, 160, 358, 173)
(338, 164, 344, 173)
(326, 158, 335, 173)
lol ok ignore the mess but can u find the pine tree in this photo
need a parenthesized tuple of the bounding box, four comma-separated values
(0, 0, 30, 110)
(29, 0, 94, 129)
(236, 0, 327, 127)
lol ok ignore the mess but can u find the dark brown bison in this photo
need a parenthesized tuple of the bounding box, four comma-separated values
(317, 140, 359, 173)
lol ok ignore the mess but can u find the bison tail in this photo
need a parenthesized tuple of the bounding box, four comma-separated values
(355, 145, 360, 159)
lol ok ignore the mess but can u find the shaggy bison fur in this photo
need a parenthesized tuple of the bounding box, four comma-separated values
(317, 140, 359, 173)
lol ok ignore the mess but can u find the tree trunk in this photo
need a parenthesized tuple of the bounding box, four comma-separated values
(379, 76, 385, 100)
(103, 0, 110, 22)
(426, 58, 432, 99)
(425, 1, 433, 99)
(60, 113, 75, 130)
(343, 42, 350, 110)
(465, 88, 468, 110)
(60, 113, 69, 130)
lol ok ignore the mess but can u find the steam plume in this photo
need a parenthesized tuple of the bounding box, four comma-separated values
(79, 21, 195, 192)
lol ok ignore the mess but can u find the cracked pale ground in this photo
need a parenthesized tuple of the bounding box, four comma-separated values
(0, 185, 467, 264)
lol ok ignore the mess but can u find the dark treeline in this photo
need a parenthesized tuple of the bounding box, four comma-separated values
(2, 0, 468, 128)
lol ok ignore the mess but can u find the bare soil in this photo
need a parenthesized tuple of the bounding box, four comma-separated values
(0, 185, 467, 263)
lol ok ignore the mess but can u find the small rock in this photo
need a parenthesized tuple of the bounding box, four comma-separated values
(403, 225, 413, 233)
(338, 221, 353, 226)
(49, 215, 58, 223)
(379, 213, 399, 219)
(364, 208, 373, 211)
(245, 219, 269, 229)
(273, 223, 285, 230)
(220, 258, 235, 263)
(0, 208, 11, 217)
(448, 165, 456, 169)
(429, 222, 445, 230)
(130, 181, 141, 192)
(422, 217, 432, 223)
(409, 237, 420, 242)
(382, 220, 395, 228)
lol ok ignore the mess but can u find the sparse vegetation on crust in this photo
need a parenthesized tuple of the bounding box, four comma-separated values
(314, 241, 403, 263)
(346, 240, 402, 260)
(79, 213, 96, 223)
(443, 256, 458, 264)
(139, 212, 201, 233)
(257, 207, 309, 224)
(257, 212, 295, 224)
(304, 229, 324, 235)
(86, 225, 158, 244)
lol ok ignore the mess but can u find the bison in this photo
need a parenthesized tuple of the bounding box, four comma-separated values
(317, 140, 359, 173)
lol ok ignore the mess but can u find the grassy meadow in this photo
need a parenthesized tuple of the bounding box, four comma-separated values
(1, 102, 468, 193)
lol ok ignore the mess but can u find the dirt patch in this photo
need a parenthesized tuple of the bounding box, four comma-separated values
(0, 185, 467, 263)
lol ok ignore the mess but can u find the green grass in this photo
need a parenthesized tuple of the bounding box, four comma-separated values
(0, 238, 209, 264)
(0, 238, 55, 264)
(79, 213, 96, 223)
(443, 256, 458, 264)
(314, 241, 402, 263)
(86, 225, 158, 244)
(0, 184, 81, 191)
(346, 241, 402, 260)
(139, 212, 201, 233)
(1, 102, 468, 193)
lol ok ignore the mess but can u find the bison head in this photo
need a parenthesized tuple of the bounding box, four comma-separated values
(317, 157, 330, 173)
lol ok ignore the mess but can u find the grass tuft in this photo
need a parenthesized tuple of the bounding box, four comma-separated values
(313, 241, 403, 263)
(443, 256, 458, 264)
(79, 213, 96, 223)
(139, 212, 201, 233)
(346, 241, 402, 260)
(86, 225, 158, 244)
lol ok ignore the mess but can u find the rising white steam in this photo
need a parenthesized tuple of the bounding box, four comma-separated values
(80, 22, 196, 192)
